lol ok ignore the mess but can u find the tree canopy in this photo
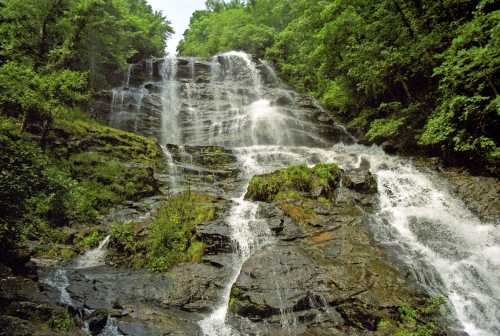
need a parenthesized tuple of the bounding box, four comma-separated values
(0, 0, 172, 132)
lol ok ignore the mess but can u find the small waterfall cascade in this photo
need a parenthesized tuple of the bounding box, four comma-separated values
(74, 235, 112, 269)
(43, 235, 111, 309)
(99, 52, 500, 336)
(42, 269, 73, 306)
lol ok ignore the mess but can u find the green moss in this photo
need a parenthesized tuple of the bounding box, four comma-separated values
(69, 151, 158, 207)
(51, 119, 162, 166)
(245, 163, 341, 202)
(187, 241, 206, 262)
(274, 191, 303, 202)
(229, 287, 242, 312)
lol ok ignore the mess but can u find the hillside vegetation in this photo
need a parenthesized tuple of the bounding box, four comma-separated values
(179, 0, 500, 175)
(0, 0, 171, 262)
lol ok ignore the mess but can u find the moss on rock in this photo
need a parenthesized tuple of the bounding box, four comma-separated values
(245, 163, 341, 202)
(109, 192, 218, 272)
(0, 114, 163, 262)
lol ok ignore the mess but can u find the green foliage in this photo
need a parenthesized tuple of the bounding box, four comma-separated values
(80, 230, 102, 249)
(366, 117, 406, 141)
(48, 310, 75, 331)
(0, 114, 161, 252)
(0, 117, 50, 247)
(178, 7, 274, 58)
(180, 0, 499, 174)
(0, 1, 169, 255)
(0, 59, 87, 132)
(0, 0, 172, 90)
(149, 192, 216, 272)
(245, 163, 341, 202)
(377, 296, 446, 336)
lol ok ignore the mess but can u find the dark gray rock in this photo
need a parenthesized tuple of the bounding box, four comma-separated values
(342, 170, 377, 194)
(87, 309, 108, 335)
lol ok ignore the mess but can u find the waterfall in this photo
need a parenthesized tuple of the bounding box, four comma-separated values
(74, 235, 112, 269)
(373, 160, 500, 336)
(98, 51, 499, 336)
(160, 57, 181, 145)
(42, 269, 73, 306)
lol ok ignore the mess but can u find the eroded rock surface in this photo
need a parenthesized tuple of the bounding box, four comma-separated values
(229, 166, 428, 335)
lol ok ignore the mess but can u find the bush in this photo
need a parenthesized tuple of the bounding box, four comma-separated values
(366, 117, 406, 142)
(149, 192, 216, 272)
(48, 310, 75, 331)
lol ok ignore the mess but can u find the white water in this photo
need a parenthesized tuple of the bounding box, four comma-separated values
(74, 235, 112, 269)
(43, 235, 111, 308)
(108, 51, 499, 335)
(160, 57, 181, 145)
(42, 269, 73, 306)
(374, 161, 500, 336)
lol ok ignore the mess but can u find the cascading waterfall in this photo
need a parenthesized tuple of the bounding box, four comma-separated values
(100, 51, 499, 335)
(373, 160, 500, 336)
(160, 57, 181, 145)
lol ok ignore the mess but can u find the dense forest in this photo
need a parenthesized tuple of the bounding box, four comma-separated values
(179, 0, 500, 175)
(0, 0, 171, 261)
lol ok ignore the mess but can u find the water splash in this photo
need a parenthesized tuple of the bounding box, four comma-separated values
(74, 235, 111, 269)
(373, 162, 500, 336)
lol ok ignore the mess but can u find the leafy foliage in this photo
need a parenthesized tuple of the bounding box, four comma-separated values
(377, 296, 447, 336)
(180, 0, 499, 174)
(0, 0, 172, 135)
(149, 192, 216, 272)
(0, 114, 161, 255)
(110, 192, 218, 272)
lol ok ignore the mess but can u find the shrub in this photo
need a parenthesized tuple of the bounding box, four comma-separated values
(377, 296, 446, 336)
(48, 310, 75, 331)
(366, 117, 406, 142)
(148, 192, 215, 272)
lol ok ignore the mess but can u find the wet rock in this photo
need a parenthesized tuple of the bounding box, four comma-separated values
(230, 244, 336, 321)
(87, 309, 108, 335)
(229, 163, 429, 334)
(342, 171, 377, 194)
(274, 94, 293, 106)
(196, 216, 233, 254)
(381, 140, 398, 155)
(441, 170, 500, 221)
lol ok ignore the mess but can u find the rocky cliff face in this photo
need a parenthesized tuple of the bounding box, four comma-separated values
(93, 55, 352, 147)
